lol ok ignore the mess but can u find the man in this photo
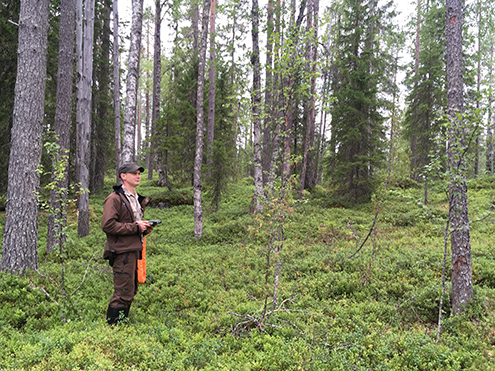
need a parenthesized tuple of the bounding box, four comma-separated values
(101, 162, 153, 324)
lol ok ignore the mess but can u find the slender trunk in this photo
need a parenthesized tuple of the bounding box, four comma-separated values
(411, 0, 421, 179)
(47, 0, 76, 253)
(299, 0, 314, 199)
(145, 19, 151, 177)
(262, 0, 275, 187)
(121, 0, 144, 163)
(487, 43, 494, 174)
(193, 0, 211, 237)
(474, 2, 481, 176)
(446, 0, 473, 315)
(206, 0, 217, 179)
(252, 0, 264, 212)
(113, 0, 122, 184)
(153, 0, 166, 186)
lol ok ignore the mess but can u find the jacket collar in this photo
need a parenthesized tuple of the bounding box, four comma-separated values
(113, 184, 148, 207)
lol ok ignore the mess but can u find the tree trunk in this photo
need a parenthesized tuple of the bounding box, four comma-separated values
(487, 43, 494, 174)
(410, 0, 421, 179)
(46, 0, 76, 253)
(446, 0, 473, 315)
(299, 0, 315, 199)
(121, 0, 144, 163)
(76, 0, 95, 238)
(145, 19, 151, 179)
(113, 0, 122, 184)
(251, 0, 264, 212)
(262, 0, 275, 187)
(193, 0, 211, 237)
(206, 0, 217, 179)
(1, 0, 49, 273)
(91, 0, 111, 192)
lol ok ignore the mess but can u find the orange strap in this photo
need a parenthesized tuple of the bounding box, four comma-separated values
(137, 236, 146, 284)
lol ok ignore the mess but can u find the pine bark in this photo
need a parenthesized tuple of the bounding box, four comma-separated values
(446, 0, 473, 315)
(1, 0, 49, 273)
(206, 0, 217, 179)
(121, 0, 144, 163)
(76, 0, 95, 238)
(46, 0, 76, 253)
(193, 0, 211, 237)
(113, 0, 122, 184)
(251, 0, 264, 212)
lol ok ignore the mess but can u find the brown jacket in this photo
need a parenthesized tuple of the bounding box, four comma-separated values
(101, 185, 150, 259)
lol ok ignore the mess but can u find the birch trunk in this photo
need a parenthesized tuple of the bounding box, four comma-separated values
(252, 0, 264, 212)
(47, 0, 76, 253)
(121, 0, 144, 163)
(1, 0, 49, 273)
(262, 0, 275, 187)
(193, 0, 211, 237)
(446, 0, 473, 315)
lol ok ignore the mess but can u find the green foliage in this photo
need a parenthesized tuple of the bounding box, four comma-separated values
(326, 0, 397, 204)
(403, 0, 447, 181)
(2, 177, 495, 369)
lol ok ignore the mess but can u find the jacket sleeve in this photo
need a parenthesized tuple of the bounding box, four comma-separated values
(101, 194, 140, 235)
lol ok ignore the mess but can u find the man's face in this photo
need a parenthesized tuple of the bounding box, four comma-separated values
(121, 170, 141, 189)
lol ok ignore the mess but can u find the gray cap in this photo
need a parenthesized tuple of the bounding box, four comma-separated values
(118, 162, 145, 177)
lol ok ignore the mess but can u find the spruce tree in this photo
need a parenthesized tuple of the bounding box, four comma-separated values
(328, 0, 394, 204)
(404, 0, 446, 182)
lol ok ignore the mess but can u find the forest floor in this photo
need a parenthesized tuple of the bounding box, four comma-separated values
(1, 175, 495, 370)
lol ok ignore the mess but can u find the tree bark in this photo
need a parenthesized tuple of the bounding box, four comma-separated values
(206, 0, 217, 179)
(487, 43, 494, 174)
(113, 0, 122, 184)
(262, 0, 275, 187)
(46, 0, 76, 253)
(76, 0, 95, 238)
(446, 0, 473, 315)
(193, 0, 211, 237)
(251, 0, 264, 212)
(299, 0, 316, 199)
(121, 0, 144, 163)
(1, 0, 49, 273)
(91, 0, 111, 192)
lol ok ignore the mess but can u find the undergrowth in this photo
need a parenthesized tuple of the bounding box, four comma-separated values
(1, 176, 495, 369)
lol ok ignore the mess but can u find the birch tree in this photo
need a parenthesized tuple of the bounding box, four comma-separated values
(251, 0, 264, 212)
(121, 0, 145, 163)
(193, 0, 212, 237)
(445, 0, 473, 315)
(1, 0, 49, 273)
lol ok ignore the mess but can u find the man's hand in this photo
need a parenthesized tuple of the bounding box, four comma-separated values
(137, 220, 150, 233)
